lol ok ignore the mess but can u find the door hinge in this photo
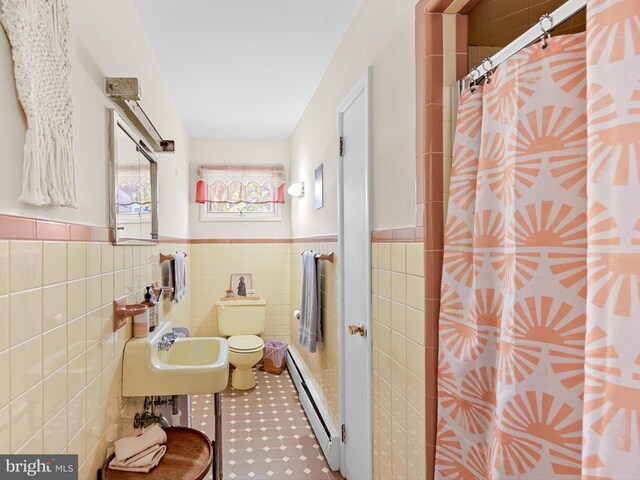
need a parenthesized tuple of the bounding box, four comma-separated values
(339, 136, 344, 157)
(341, 424, 346, 442)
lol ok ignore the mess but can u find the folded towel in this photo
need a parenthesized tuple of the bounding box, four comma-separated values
(113, 424, 167, 465)
(109, 444, 167, 473)
(173, 252, 187, 303)
(298, 251, 322, 353)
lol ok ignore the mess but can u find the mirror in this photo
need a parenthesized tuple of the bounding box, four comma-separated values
(109, 109, 159, 245)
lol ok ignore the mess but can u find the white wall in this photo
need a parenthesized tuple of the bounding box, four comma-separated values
(0, 0, 190, 238)
(289, 0, 417, 238)
(189, 138, 292, 239)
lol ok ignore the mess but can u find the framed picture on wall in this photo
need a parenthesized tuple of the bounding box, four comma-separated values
(315, 164, 323, 209)
(230, 273, 252, 296)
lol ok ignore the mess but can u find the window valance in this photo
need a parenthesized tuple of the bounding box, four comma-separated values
(195, 164, 285, 205)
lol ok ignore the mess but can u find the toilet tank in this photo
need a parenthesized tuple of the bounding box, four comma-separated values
(216, 299, 267, 336)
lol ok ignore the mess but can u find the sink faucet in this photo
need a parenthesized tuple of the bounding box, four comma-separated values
(158, 332, 178, 351)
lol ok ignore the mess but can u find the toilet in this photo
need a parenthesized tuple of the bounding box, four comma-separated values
(216, 299, 267, 390)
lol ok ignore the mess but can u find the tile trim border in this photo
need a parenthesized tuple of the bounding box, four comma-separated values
(0, 214, 113, 242)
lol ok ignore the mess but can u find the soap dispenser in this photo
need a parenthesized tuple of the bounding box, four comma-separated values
(142, 286, 158, 332)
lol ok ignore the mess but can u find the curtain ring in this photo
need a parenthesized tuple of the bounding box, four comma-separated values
(469, 67, 480, 92)
(539, 13, 553, 49)
(481, 57, 494, 84)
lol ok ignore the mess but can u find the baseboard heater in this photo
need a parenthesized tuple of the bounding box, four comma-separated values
(286, 347, 340, 471)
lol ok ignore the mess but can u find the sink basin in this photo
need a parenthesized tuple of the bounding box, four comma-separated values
(122, 321, 229, 396)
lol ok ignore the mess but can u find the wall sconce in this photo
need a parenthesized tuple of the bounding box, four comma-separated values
(287, 182, 305, 198)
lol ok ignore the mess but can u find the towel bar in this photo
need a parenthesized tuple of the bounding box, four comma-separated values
(301, 250, 334, 263)
(159, 252, 188, 263)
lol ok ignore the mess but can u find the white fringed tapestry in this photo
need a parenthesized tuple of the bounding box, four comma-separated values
(1, 0, 77, 207)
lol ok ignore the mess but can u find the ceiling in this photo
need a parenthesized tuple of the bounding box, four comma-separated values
(133, 0, 364, 140)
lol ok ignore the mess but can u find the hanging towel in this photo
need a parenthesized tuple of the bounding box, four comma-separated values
(173, 252, 187, 303)
(298, 251, 322, 353)
(160, 257, 175, 301)
(109, 424, 167, 472)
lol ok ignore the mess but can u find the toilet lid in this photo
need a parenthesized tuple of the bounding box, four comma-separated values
(228, 335, 264, 352)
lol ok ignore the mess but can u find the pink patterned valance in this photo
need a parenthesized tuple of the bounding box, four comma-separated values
(195, 164, 285, 205)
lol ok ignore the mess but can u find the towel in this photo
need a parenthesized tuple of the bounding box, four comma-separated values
(109, 444, 167, 473)
(173, 252, 187, 303)
(160, 258, 175, 301)
(298, 251, 322, 352)
(112, 424, 167, 467)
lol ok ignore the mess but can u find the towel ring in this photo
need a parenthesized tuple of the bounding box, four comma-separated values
(539, 13, 553, 49)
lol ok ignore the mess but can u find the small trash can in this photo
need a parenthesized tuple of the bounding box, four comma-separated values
(263, 340, 287, 375)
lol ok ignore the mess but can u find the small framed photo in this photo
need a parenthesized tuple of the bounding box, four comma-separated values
(230, 273, 252, 297)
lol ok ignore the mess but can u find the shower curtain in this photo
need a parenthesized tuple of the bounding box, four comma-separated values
(435, 1, 640, 478)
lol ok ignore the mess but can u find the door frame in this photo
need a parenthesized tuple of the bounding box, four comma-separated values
(337, 66, 373, 478)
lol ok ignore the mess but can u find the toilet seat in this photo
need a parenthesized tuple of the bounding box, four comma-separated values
(228, 335, 264, 353)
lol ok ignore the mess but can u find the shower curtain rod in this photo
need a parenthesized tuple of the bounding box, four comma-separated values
(460, 0, 586, 91)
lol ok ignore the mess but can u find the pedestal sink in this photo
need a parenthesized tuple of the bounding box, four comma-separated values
(122, 321, 229, 397)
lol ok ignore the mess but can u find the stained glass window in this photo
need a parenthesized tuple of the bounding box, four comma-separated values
(196, 164, 285, 217)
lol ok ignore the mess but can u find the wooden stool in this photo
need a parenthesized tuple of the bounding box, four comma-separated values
(100, 427, 213, 480)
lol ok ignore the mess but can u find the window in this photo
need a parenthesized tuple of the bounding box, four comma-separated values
(196, 164, 285, 221)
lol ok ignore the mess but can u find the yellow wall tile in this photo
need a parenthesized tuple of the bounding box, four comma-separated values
(86, 243, 101, 277)
(378, 270, 391, 299)
(10, 336, 42, 400)
(390, 272, 406, 304)
(43, 367, 67, 419)
(67, 243, 86, 281)
(67, 316, 86, 360)
(43, 284, 67, 332)
(9, 289, 42, 346)
(0, 296, 7, 351)
(0, 351, 8, 407)
(0, 405, 8, 453)
(390, 244, 406, 273)
(378, 244, 391, 271)
(43, 409, 67, 454)
(10, 241, 42, 293)
(406, 339, 425, 381)
(101, 244, 114, 274)
(406, 275, 424, 311)
(405, 244, 424, 277)
(67, 280, 86, 320)
(86, 276, 102, 313)
(43, 242, 67, 286)
(406, 307, 425, 346)
(0, 241, 8, 296)
(67, 353, 86, 400)
(10, 384, 42, 451)
(43, 325, 67, 377)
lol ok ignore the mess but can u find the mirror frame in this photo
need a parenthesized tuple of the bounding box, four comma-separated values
(109, 109, 159, 245)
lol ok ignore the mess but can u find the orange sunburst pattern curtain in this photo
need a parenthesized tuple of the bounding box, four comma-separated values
(582, 1, 640, 478)
(437, 8, 640, 475)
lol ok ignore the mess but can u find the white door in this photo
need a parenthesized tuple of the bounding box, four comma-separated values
(338, 69, 372, 480)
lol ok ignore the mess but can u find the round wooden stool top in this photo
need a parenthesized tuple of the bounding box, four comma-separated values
(102, 427, 213, 480)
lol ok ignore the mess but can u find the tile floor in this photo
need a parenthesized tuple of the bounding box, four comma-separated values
(193, 367, 343, 480)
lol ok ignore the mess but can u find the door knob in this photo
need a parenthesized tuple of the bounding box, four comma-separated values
(348, 323, 367, 337)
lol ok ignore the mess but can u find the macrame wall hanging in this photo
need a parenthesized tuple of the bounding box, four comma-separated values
(1, 0, 77, 207)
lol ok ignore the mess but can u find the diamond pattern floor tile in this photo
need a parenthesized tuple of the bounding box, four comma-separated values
(192, 367, 344, 480)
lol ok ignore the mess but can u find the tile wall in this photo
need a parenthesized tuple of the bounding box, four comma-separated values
(189, 242, 291, 341)
(371, 242, 426, 480)
(289, 241, 340, 428)
(0, 239, 191, 478)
